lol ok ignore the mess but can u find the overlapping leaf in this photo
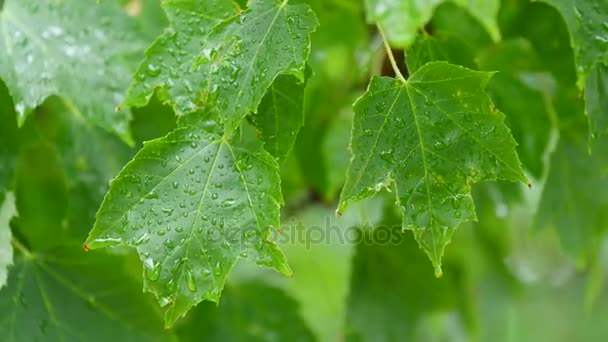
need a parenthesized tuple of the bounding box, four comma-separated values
(0, 0, 146, 142)
(85, 120, 291, 326)
(31, 98, 134, 239)
(477, 39, 555, 178)
(537, 0, 608, 140)
(0, 192, 15, 290)
(364, 0, 500, 47)
(124, 0, 318, 132)
(251, 74, 306, 162)
(0, 243, 175, 341)
(339, 62, 527, 275)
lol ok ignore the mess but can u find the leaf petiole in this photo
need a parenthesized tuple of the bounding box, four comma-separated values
(377, 24, 407, 82)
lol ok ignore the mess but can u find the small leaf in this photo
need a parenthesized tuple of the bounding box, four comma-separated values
(0, 0, 146, 142)
(251, 74, 306, 162)
(85, 119, 290, 326)
(338, 62, 527, 275)
(125, 0, 318, 132)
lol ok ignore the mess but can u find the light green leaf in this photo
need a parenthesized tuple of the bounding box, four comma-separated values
(364, 0, 500, 47)
(85, 120, 290, 327)
(0, 243, 175, 341)
(536, 0, 608, 140)
(124, 0, 318, 132)
(0, 0, 146, 143)
(251, 74, 305, 162)
(338, 62, 527, 275)
(177, 282, 314, 341)
(0, 192, 15, 290)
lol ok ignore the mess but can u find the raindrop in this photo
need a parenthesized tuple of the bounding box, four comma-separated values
(146, 63, 161, 77)
(221, 198, 236, 207)
(164, 239, 175, 249)
(186, 269, 197, 292)
(144, 258, 161, 281)
(214, 261, 222, 275)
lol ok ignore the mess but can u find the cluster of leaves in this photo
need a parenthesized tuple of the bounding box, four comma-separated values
(0, 0, 607, 340)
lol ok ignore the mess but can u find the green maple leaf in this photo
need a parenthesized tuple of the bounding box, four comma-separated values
(124, 0, 318, 132)
(338, 62, 527, 275)
(85, 120, 291, 327)
(0, 242, 175, 341)
(251, 74, 306, 162)
(0, 0, 146, 143)
(537, 0, 608, 140)
(0, 192, 15, 290)
(364, 0, 500, 47)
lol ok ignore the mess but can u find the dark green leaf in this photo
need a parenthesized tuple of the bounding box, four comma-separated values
(31, 98, 135, 240)
(477, 39, 555, 178)
(178, 282, 314, 342)
(535, 136, 608, 261)
(0, 243, 175, 341)
(251, 74, 305, 162)
(407, 31, 477, 73)
(345, 227, 469, 341)
(533, 0, 607, 141)
(339, 62, 527, 275)
(0, 81, 18, 193)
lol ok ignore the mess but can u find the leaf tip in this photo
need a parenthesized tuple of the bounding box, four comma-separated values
(434, 265, 443, 279)
(82, 243, 91, 252)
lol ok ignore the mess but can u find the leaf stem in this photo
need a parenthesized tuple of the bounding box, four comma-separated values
(12, 237, 35, 260)
(377, 24, 406, 82)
